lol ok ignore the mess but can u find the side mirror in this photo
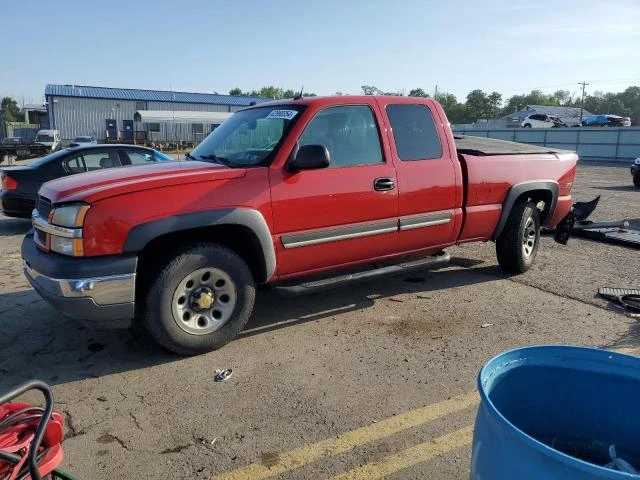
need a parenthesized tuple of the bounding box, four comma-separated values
(287, 144, 330, 172)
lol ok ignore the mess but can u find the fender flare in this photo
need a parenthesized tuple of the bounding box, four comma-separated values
(493, 180, 559, 240)
(123, 208, 276, 280)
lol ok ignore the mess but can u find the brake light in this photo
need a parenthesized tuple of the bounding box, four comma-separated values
(1, 174, 17, 190)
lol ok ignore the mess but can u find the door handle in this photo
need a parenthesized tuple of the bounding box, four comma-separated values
(374, 177, 395, 191)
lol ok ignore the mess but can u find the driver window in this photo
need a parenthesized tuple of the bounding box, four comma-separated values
(298, 105, 383, 168)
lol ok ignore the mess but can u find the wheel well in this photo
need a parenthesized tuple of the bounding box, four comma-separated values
(136, 225, 268, 287)
(518, 189, 553, 223)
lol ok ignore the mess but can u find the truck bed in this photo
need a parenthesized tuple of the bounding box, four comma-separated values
(454, 135, 572, 156)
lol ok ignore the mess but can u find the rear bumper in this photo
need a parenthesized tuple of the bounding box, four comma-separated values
(0, 191, 35, 218)
(21, 234, 136, 323)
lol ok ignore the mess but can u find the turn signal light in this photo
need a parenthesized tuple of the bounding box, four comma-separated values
(1, 174, 17, 190)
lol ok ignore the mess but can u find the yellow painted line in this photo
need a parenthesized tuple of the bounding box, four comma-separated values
(214, 391, 478, 480)
(330, 425, 474, 480)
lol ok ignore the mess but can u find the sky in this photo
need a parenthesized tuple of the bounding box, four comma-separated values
(3, 0, 640, 105)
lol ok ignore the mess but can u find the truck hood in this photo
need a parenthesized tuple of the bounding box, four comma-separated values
(40, 160, 247, 204)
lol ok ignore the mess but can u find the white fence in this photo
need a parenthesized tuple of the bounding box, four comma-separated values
(452, 127, 640, 162)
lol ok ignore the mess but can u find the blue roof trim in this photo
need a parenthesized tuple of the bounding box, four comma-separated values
(45, 84, 269, 106)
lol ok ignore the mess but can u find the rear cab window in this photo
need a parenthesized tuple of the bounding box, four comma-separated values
(386, 104, 442, 161)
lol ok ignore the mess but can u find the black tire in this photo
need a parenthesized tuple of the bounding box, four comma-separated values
(496, 200, 540, 274)
(523, 124, 532, 128)
(634, 175, 640, 188)
(142, 243, 256, 355)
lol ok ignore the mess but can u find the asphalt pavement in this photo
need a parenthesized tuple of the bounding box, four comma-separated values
(0, 161, 638, 479)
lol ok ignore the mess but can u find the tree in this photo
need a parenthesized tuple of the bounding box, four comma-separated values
(229, 87, 243, 96)
(408, 88, 429, 98)
(258, 86, 285, 99)
(282, 89, 297, 99)
(361, 85, 382, 95)
(465, 89, 491, 122)
(552, 90, 572, 106)
(1, 97, 24, 122)
(487, 92, 503, 117)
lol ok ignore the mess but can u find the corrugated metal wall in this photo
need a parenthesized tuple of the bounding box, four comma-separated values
(49, 96, 247, 142)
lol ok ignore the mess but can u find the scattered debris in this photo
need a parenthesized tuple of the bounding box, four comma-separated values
(574, 226, 640, 250)
(97, 396, 107, 402)
(388, 298, 404, 303)
(416, 295, 431, 300)
(481, 323, 493, 328)
(214, 369, 233, 382)
(598, 288, 640, 313)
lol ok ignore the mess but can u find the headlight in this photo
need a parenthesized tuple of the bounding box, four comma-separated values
(50, 236, 84, 256)
(50, 204, 90, 228)
(635, 158, 640, 165)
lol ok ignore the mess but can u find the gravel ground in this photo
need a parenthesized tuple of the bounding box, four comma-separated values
(0, 161, 638, 479)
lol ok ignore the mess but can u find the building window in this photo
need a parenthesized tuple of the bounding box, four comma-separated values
(148, 123, 160, 132)
(136, 101, 146, 110)
(192, 123, 204, 134)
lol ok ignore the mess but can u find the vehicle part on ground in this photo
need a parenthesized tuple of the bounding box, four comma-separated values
(573, 227, 640, 249)
(141, 243, 256, 355)
(214, 369, 233, 382)
(496, 200, 540, 273)
(471, 346, 640, 479)
(634, 175, 640, 188)
(598, 288, 640, 313)
(572, 195, 600, 222)
(573, 220, 629, 231)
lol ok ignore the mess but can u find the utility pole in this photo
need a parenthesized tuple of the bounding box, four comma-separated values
(578, 81, 589, 122)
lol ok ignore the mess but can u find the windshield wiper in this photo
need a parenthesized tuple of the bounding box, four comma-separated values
(198, 154, 235, 167)
(185, 152, 197, 160)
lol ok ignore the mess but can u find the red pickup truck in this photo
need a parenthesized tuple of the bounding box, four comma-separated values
(21, 96, 578, 355)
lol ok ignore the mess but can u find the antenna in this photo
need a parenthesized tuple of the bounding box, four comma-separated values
(294, 85, 304, 100)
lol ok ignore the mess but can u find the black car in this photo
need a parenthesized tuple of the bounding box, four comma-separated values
(0, 144, 174, 218)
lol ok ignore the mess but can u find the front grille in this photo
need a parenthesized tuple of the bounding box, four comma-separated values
(36, 196, 53, 219)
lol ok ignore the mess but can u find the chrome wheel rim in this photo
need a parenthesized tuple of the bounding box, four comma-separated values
(522, 217, 537, 258)
(171, 267, 237, 335)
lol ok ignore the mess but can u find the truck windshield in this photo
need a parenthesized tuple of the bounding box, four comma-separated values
(191, 105, 304, 167)
(35, 135, 54, 142)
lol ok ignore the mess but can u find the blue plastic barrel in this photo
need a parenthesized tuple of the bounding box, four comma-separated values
(471, 346, 640, 479)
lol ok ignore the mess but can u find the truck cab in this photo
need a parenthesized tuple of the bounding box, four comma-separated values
(34, 130, 61, 152)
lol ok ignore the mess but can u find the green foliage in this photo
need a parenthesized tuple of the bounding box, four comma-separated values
(408, 88, 429, 98)
(1, 97, 25, 122)
(228, 87, 243, 96)
(361, 85, 383, 95)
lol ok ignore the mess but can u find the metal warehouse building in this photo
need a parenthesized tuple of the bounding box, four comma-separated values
(44, 84, 267, 142)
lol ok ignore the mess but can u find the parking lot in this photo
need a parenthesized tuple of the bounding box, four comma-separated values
(0, 161, 638, 479)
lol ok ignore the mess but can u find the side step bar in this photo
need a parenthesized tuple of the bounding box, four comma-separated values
(272, 251, 450, 296)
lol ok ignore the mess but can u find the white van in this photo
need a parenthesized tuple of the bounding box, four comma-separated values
(34, 129, 61, 151)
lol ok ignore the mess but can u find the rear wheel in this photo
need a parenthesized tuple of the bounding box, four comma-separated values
(496, 200, 540, 274)
(142, 243, 255, 355)
(523, 124, 532, 128)
(634, 175, 640, 188)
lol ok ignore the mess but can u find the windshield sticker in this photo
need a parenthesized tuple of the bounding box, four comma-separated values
(266, 109, 298, 120)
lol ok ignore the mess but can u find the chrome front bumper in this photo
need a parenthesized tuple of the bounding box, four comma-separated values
(24, 262, 136, 322)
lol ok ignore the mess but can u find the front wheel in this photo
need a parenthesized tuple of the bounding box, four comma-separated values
(142, 243, 256, 355)
(634, 175, 640, 188)
(523, 124, 532, 128)
(496, 200, 541, 274)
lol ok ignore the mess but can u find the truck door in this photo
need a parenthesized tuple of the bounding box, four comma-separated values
(381, 101, 461, 253)
(269, 103, 399, 277)
(122, 120, 134, 141)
